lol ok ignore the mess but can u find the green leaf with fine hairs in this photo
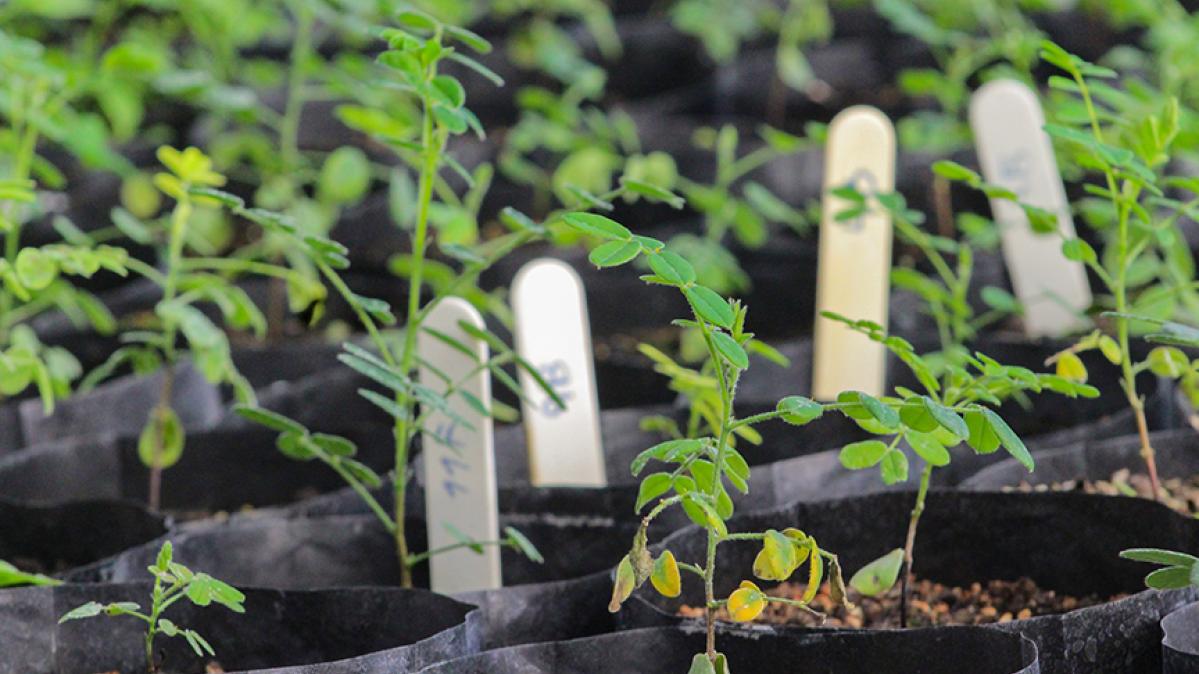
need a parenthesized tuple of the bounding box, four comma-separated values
(777, 396, 823, 425)
(636, 473, 673, 512)
(561, 212, 632, 240)
(647, 250, 696, 285)
(710, 331, 749, 370)
(982, 408, 1033, 471)
(589, 240, 642, 267)
(683, 286, 734, 328)
(880, 449, 909, 484)
(839, 440, 888, 469)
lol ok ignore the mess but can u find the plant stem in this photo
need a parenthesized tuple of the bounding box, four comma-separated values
(405, 538, 508, 567)
(280, 0, 313, 179)
(899, 462, 933, 629)
(696, 316, 738, 664)
(147, 192, 191, 511)
(0, 98, 40, 346)
(1073, 69, 1162, 501)
(392, 59, 444, 589)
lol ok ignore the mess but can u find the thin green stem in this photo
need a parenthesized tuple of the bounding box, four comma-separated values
(899, 462, 934, 629)
(405, 539, 508, 567)
(280, 0, 314, 177)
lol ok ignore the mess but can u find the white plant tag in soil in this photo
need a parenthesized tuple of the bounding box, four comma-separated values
(419, 297, 502, 593)
(970, 79, 1091, 338)
(813, 105, 896, 400)
(512, 258, 606, 486)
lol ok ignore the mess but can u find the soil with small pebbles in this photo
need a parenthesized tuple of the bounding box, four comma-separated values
(1004, 468, 1199, 517)
(681, 577, 1119, 629)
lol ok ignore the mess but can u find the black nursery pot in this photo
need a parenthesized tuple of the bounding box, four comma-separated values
(620, 491, 1198, 674)
(0, 499, 165, 579)
(415, 624, 1040, 674)
(1163, 602, 1199, 673)
(0, 583, 478, 674)
(0, 425, 396, 515)
(63, 514, 630, 650)
(0, 363, 222, 456)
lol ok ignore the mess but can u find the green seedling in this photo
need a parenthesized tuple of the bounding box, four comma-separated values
(59, 541, 245, 674)
(568, 216, 849, 671)
(82, 145, 321, 511)
(0, 30, 133, 412)
(229, 10, 680, 588)
(828, 185, 1095, 625)
(942, 41, 1199, 501)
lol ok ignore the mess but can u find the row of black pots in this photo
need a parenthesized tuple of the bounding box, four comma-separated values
(26, 490, 1198, 673)
(0, 583, 479, 674)
(0, 582, 1044, 674)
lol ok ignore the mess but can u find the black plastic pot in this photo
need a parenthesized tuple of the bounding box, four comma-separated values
(0, 583, 478, 674)
(0, 499, 165, 579)
(962, 428, 1199, 492)
(415, 624, 1040, 674)
(1164, 602, 1199, 673)
(0, 426, 395, 515)
(620, 491, 1198, 674)
(0, 363, 222, 456)
(66, 507, 634, 591)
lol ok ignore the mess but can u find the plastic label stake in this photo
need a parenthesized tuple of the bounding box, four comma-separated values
(970, 79, 1091, 338)
(512, 258, 606, 487)
(813, 105, 896, 400)
(419, 297, 501, 593)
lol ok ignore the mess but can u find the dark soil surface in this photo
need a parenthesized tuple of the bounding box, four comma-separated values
(682, 577, 1119, 628)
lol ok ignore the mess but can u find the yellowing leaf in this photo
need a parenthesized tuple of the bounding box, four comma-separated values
(727, 581, 766, 622)
(801, 540, 823, 603)
(1055, 351, 1087, 383)
(609, 555, 636, 613)
(752, 530, 799, 581)
(651, 551, 681, 598)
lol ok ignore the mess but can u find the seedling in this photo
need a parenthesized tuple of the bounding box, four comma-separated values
(231, 10, 679, 588)
(83, 146, 321, 512)
(59, 541, 245, 674)
(826, 187, 1096, 626)
(0, 30, 132, 412)
(569, 216, 848, 670)
(943, 41, 1196, 501)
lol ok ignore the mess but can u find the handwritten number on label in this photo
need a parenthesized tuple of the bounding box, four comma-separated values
(537, 360, 574, 418)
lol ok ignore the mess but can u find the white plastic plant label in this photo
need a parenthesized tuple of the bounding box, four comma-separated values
(511, 258, 606, 487)
(970, 79, 1091, 338)
(419, 297, 502, 593)
(813, 105, 897, 400)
